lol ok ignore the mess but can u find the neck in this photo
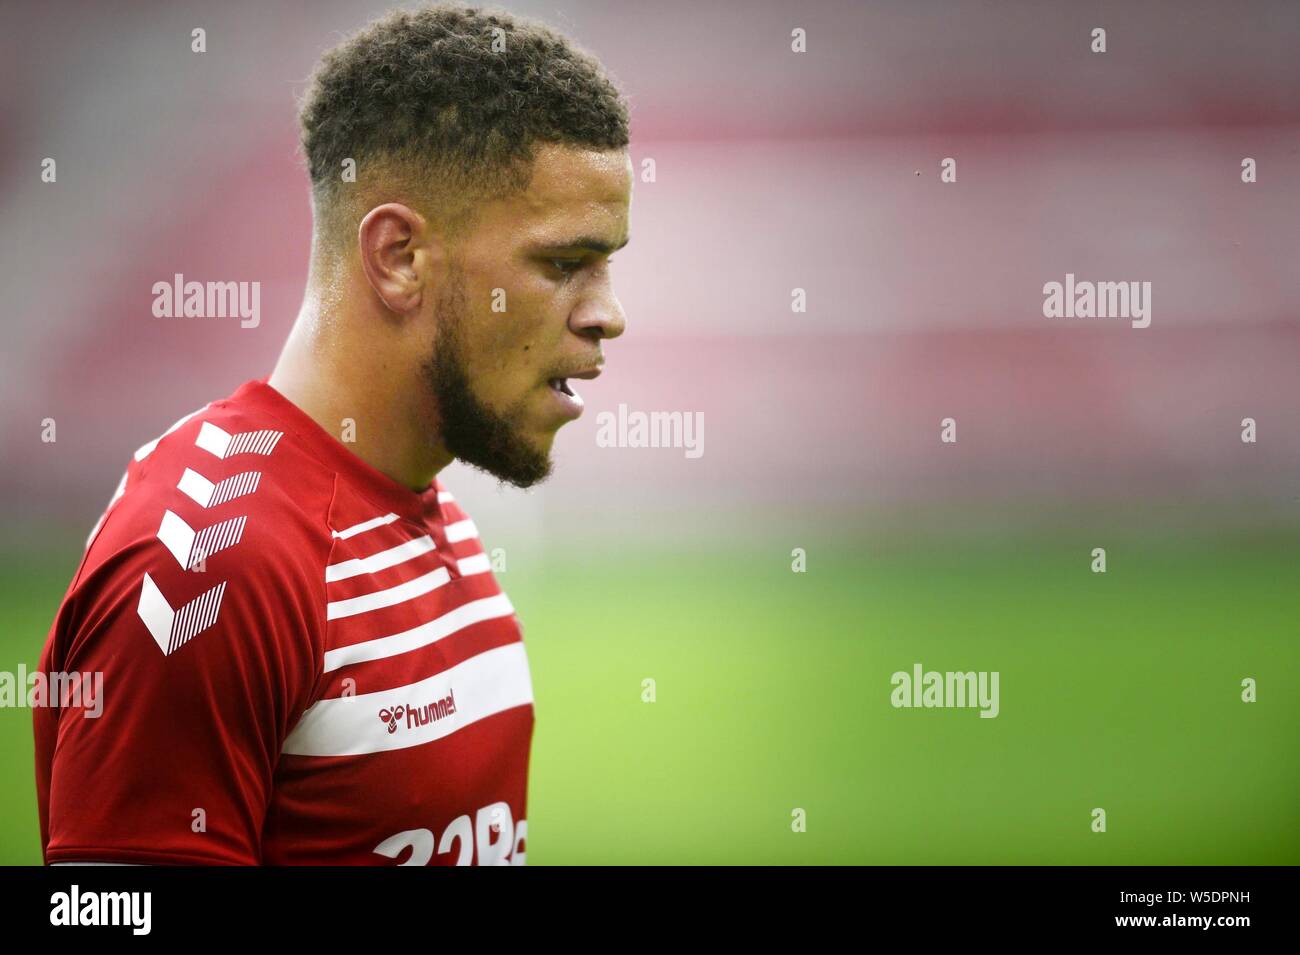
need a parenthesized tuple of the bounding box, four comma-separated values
(268, 286, 453, 491)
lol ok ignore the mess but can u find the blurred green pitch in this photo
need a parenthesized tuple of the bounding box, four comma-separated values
(2, 530, 1296, 865)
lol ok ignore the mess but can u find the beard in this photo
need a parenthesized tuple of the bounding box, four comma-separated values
(422, 272, 553, 489)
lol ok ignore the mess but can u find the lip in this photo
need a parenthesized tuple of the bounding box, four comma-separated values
(545, 379, 585, 420)
(544, 363, 602, 421)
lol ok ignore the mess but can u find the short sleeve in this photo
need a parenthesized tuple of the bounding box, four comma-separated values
(35, 527, 324, 866)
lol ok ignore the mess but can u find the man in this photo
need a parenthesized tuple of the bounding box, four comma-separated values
(33, 4, 631, 865)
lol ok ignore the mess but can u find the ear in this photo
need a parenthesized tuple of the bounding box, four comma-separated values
(357, 203, 431, 315)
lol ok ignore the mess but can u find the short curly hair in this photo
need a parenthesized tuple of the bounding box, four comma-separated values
(299, 3, 630, 246)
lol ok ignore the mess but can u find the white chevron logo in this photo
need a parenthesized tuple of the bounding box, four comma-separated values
(195, 421, 283, 459)
(156, 509, 246, 570)
(137, 572, 227, 656)
(176, 467, 261, 507)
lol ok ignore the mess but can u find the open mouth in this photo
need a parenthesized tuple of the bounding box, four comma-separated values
(545, 375, 586, 421)
(543, 364, 599, 420)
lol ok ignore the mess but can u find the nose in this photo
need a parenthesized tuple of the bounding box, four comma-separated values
(569, 287, 626, 341)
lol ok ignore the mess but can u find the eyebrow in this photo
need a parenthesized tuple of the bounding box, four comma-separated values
(536, 235, 630, 255)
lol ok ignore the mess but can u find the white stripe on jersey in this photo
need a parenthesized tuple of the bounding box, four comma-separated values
(444, 518, 478, 543)
(325, 566, 451, 620)
(332, 513, 399, 540)
(456, 552, 492, 577)
(325, 535, 436, 583)
(283, 642, 533, 756)
(323, 591, 514, 672)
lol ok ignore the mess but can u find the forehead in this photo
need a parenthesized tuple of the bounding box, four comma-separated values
(477, 144, 632, 246)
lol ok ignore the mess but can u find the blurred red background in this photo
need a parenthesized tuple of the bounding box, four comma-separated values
(2, 0, 1297, 546)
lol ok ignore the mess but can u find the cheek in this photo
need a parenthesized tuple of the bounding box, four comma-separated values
(461, 315, 551, 408)
(461, 268, 566, 390)
(490, 294, 563, 370)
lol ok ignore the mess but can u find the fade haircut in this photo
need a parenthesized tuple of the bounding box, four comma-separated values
(298, 3, 630, 253)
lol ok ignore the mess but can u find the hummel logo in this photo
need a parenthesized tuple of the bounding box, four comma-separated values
(378, 706, 406, 734)
(378, 691, 458, 734)
(156, 509, 246, 570)
(195, 421, 283, 459)
(176, 467, 261, 507)
(136, 573, 227, 655)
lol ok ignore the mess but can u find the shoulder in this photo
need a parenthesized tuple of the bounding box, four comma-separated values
(101, 393, 336, 553)
(65, 393, 342, 660)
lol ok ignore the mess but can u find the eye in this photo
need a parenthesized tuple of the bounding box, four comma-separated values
(550, 258, 583, 276)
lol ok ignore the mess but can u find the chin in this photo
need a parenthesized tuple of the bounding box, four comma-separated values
(485, 432, 556, 490)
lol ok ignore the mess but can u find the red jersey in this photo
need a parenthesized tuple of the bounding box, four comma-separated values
(34, 379, 534, 865)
